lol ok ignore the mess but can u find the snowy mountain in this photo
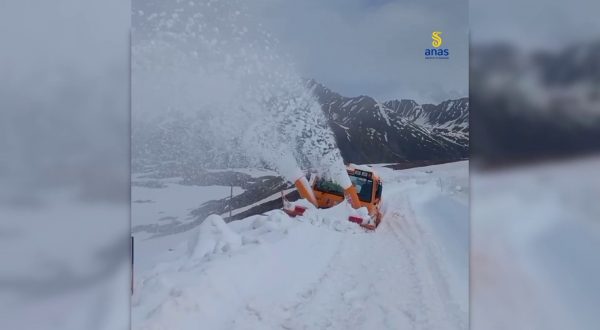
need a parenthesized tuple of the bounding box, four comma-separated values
(308, 80, 469, 164)
(132, 81, 469, 172)
(384, 99, 469, 144)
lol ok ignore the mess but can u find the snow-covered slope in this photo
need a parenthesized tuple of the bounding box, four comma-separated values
(132, 161, 468, 330)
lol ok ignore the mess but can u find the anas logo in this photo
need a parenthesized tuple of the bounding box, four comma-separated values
(425, 31, 449, 59)
(432, 31, 443, 48)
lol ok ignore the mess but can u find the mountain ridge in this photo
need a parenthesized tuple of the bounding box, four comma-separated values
(306, 79, 468, 164)
(132, 80, 470, 171)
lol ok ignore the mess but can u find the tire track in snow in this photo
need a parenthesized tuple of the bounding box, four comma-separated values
(279, 209, 432, 329)
(384, 190, 466, 330)
(276, 178, 467, 330)
(384, 207, 433, 330)
(279, 233, 368, 330)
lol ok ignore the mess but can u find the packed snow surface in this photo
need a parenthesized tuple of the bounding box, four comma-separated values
(132, 161, 468, 329)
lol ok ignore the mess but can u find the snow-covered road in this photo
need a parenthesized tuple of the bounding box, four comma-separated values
(132, 161, 468, 330)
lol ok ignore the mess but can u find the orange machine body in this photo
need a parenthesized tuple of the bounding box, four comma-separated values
(311, 166, 383, 228)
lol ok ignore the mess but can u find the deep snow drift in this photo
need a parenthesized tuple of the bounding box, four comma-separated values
(132, 161, 468, 330)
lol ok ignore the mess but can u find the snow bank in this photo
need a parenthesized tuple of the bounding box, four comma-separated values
(287, 198, 371, 230)
(133, 207, 350, 330)
(186, 214, 242, 261)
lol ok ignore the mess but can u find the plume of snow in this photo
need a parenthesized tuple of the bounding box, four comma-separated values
(133, 0, 348, 185)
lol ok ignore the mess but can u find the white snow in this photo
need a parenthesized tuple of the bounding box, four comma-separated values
(471, 157, 600, 330)
(132, 181, 245, 272)
(348, 163, 375, 172)
(376, 103, 392, 126)
(132, 161, 469, 329)
(134, 0, 349, 194)
(272, 157, 304, 183)
(335, 122, 350, 130)
(204, 168, 278, 178)
(328, 157, 353, 189)
(225, 188, 295, 217)
(186, 214, 242, 261)
(132, 182, 243, 227)
(342, 99, 354, 108)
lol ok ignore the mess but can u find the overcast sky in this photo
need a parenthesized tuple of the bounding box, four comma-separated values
(244, 0, 469, 104)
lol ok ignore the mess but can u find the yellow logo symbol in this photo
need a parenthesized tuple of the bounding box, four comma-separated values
(432, 31, 443, 48)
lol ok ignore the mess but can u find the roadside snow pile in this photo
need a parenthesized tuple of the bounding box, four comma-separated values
(133, 204, 363, 330)
(286, 198, 371, 231)
(186, 215, 242, 261)
(303, 202, 370, 229)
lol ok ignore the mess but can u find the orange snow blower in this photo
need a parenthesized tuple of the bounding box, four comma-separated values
(284, 165, 383, 230)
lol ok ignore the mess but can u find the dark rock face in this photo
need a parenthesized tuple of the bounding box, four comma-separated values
(308, 80, 469, 164)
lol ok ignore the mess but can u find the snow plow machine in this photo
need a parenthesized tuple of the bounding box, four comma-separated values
(283, 165, 383, 230)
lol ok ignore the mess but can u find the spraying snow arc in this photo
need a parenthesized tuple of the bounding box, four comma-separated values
(132, 0, 350, 188)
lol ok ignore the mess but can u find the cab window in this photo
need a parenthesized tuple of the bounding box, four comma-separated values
(349, 175, 373, 203)
(314, 178, 344, 196)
